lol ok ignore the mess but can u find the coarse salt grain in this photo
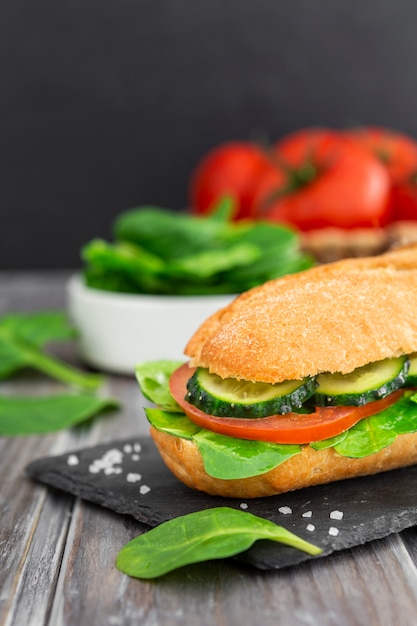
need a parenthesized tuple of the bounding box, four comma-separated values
(88, 448, 123, 475)
(126, 473, 142, 483)
(278, 506, 292, 515)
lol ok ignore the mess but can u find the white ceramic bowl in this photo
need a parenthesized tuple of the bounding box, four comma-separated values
(67, 275, 236, 375)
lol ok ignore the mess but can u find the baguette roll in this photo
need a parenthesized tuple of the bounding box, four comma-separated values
(149, 244, 417, 497)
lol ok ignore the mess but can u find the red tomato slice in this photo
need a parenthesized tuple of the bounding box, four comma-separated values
(170, 364, 403, 445)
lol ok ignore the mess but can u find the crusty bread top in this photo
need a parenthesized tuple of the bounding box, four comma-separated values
(185, 244, 417, 383)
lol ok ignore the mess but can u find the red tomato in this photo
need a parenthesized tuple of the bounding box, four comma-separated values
(346, 126, 417, 185)
(347, 127, 417, 223)
(389, 174, 417, 221)
(189, 142, 270, 220)
(250, 128, 391, 230)
(169, 364, 403, 445)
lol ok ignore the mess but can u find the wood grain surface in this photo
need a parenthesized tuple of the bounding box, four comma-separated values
(2, 272, 417, 626)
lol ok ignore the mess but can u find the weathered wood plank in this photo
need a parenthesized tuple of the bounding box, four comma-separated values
(3, 272, 417, 626)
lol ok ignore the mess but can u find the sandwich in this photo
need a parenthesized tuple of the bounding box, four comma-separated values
(136, 243, 417, 498)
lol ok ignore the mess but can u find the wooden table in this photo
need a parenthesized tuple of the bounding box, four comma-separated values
(2, 272, 417, 626)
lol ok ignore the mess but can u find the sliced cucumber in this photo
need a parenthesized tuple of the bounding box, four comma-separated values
(186, 368, 317, 418)
(314, 356, 409, 407)
(405, 353, 417, 387)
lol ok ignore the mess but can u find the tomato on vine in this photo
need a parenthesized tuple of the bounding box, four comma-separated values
(189, 142, 270, 220)
(250, 128, 391, 230)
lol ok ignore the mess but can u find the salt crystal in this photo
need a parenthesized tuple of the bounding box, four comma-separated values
(278, 506, 292, 515)
(126, 473, 142, 483)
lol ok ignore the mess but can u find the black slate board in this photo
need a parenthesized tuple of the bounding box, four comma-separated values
(25, 437, 417, 570)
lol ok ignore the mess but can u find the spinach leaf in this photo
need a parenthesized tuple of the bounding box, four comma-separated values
(312, 393, 417, 457)
(82, 202, 313, 295)
(0, 393, 119, 435)
(81, 239, 168, 294)
(204, 195, 236, 222)
(194, 430, 301, 479)
(167, 243, 260, 280)
(332, 419, 396, 458)
(332, 393, 417, 457)
(136, 360, 184, 411)
(145, 408, 200, 439)
(0, 311, 102, 390)
(0, 311, 76, 347)
(116, 507, 322, 579)
(310, 432, 348, 450)
(114, 206, 233, 260)
(145, 407, 301, 479)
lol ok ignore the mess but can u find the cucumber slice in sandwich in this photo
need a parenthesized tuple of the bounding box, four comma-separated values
(314, 356, 409, 407)
(186, 368, 317, 418)
(405, 353, 417, 386)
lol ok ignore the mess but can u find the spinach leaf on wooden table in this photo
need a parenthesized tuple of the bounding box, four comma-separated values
(116, 507, 322, 579)
(0, 311, 120, 435)
(0, 394, 120, 435)
(0, 311, 102, 390)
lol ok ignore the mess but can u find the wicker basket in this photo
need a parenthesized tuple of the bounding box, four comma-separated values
(301, 221, 417, 263)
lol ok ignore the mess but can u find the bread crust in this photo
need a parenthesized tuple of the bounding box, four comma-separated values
(150, 426, 417, 498)
(185, 244, 417, 383)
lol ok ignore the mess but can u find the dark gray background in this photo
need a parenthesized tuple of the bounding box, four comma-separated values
(2, 0, 417, 269)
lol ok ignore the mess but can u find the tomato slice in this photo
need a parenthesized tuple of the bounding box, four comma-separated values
(170, 364, 403, 444)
